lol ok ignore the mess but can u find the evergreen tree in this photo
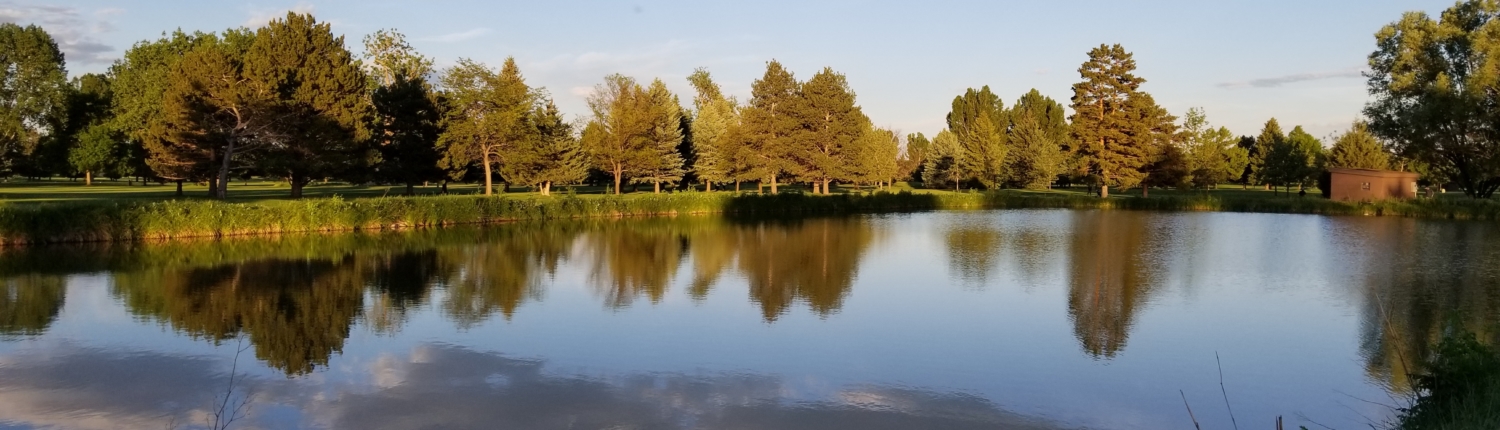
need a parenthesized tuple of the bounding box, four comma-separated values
(634, 79, 686, 193)
(948, 86, 1008, 189)
(511, 99, 585, 195)
(900, 132, 930, 183)
(244, 12, 370, 198)
(1007, 89, 1069, 189)
(360, 29, 434, 86)
(742, 60, 800, 193)
(371, 73, 443, 194)
(850, 126, 900, 189)
(1178, 108, 1247, 188)
(1122, 92, 1177, 194)
(0, 23, 67, 178)
(109, 30, 214, 192)
(1069, 44, 1147, 197)
(792, 67, 867, 194)
(922, 129, 963, 190)
(1327, 122, 1391, 170)
(157, 29, 265, 199)
(1263, 125, 1323, 193)
(437, 57, 534, 195)
(581, 74, 652, 194)
(1250, 118, 1285, 187)
(686, 68, 742, 191)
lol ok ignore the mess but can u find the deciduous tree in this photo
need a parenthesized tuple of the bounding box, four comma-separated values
(581, 74, 652, 194)
(0, 23, 67, 177)
(438, 57, 533, 195)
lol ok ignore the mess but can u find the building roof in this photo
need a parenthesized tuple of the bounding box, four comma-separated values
(1327, 168, 1419, 178)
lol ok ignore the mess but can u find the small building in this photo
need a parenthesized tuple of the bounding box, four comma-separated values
(1322, 168, 1420, 202)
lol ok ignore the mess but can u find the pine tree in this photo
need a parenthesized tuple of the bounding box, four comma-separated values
(109, 30, 215, 193)
(1007, 89, 1069, 189)
(686, 68, 742, 191)
(1179, 108, 1247, 188)
(1327, 122, 1390, 170)
(1250, 118, 1285, 187)
(635, 79, 686, 193)
(158, 29, 267, 199)
(437, 57, 534, 195)
(922, 129, 963, 190)
(899, 132, 930, 183)
(948, 86, 1008, 189)
(1069, 44, 1146, 197)
(244, 12, 370, 198)
(371, 73, 443, 195)
(509, 99, 585, 195)
(742, 60, 800, 193)
(1262, 125, 1323, 193)
(850, 126, 900, 189)
(1126, 92, 1178, 195)
(792, 67, 867, 194)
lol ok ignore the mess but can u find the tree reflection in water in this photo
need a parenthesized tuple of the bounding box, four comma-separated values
(1065, 211, 1168, 359)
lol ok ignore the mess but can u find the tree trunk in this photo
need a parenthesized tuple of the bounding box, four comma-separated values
(84, 171, 92, 186)
(757, 181, 763, 194)
(482, 151, 494, 196)
(1101, 184, 1110, 198)
(613, 165, 623, 195)
(654, 180, 660, 194)
(812, 181, 820, 195)
(176, 180, 184, 197)
(705, 181, 712, 192)
(290, 171, 307, 198)
(823, 179, 832, 195)
(770, 175, 779, 194)
(405, 183, 414, 196)
(1143, 185, 1149, 198)
(441, 181, 449, 194)
(503, 182, 511, 193)
(735, 180, 741, 192)
(208, 176, 219, 199)
(542, 181, 551, 196)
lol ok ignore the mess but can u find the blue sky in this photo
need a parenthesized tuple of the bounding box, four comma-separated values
(6, 0, 1452, 140)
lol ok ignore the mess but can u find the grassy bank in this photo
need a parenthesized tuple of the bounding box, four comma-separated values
(1394, 331, 1500, 430)
(3, 190, 1500, 245)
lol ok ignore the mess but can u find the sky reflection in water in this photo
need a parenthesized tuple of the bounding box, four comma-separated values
(2, 210, 1498, 429)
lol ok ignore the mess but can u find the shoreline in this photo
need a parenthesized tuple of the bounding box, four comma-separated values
(2, 191, 1497, 246)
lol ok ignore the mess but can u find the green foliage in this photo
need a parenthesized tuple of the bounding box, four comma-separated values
(633, 79, 686, 192)
(582, 74, 654, 194)
(791, 67, 868, 193)
(360, 28, 434, 87)
(900, 132, 930, 183)
(1395, 330, 1500, 430)
(438, 57, 534, 195)
(372, 73, 444, 192)
(686, 68, 745, 189)
(109, 31, 214, 184)
(68, 124, 120, 183)
(742, 60, 801, 193)
(1179, 108, 1247, 188)
(1070, 44, 1160, 193)
(1251, 118, 1285, 185)
(923, 129, 963, 189)
(948, 86, 1009, 189)
(0, 23, 68, 177)
(1008, 89, 1070, 189)
(1263, 125, 1324, 190)
(509, 100, 585, 195)
(157, 30, 259, 196)
(850, 126, 900, 186)
(1328, 121, 1392, 170)
(1366, 0, 1500, 197)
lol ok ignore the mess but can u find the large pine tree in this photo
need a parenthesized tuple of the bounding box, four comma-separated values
(1069, 44, 1147, 197)
(244, 12, 369, 198)
(742, 60, 800, 193)
(508, 99, 585, 195)
(1250, 118, 1285, 188)
(437, 57, 534, 195)
(158, 29, 266, 199)
(792, 67, 867, 194)
(109, 30, 214, 193)
(1007, 89, 1070, 189)
(635, 79, 686, 193)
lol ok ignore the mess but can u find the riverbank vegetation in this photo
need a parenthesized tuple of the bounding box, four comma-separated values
(1393, 331, 1500, 430)
(4, 188, 1500, 245)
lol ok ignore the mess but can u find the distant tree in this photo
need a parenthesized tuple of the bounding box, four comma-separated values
(1365, 0, 1500, 197)
(948, 86, 1008, 189)
(1178, 108, 1247, 189)
(581, 74, 652, 194)
(1007, 89, 1069, 189)
(360, 29, 434, 86)
(371, 74, 443, 194)
(1263, 125, 1323, 193)
(922, 129, 963, 190)
(244, 13, 370, 197)
(0, 23, 67, 178)
(792, 67, 868, 194)
(508, 99, 585, 195)
(68, 124, 119, 185)
(51, 73, 116, 180)
(109, 30, 214, 192)
(364, 28, 442, 194)
(686, 68, 744, 191)
(1124, 92, 1177, 195)
(1070, 44, 1150, 197)
(742, 60, 801, 193)
(850, 126, 900, 189)
(1250, 118, 1286, 188)
(899, 132, 930, 183)
(632, 79, 686, 193)
(157, 29, 269, 199)
(1327, 121, 1391, 170)
(437, 57, 534, 195)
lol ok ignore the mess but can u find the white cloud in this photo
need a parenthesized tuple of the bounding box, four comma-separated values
(420, 28, 491, 43)
(1218, 67, 1365, 89)
(0, 2, 119, 66)
(243, 2, 316, 28)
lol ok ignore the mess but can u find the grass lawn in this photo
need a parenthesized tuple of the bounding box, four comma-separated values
(0, 178, 1483, 205)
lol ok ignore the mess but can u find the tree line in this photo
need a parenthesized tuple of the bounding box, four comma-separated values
(0, 5, 1482, 199)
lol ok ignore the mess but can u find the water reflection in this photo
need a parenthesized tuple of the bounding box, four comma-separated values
(0, 274, 65, 337)
(1065, 211, 1169, 359)
(0, 343, 1068, 430)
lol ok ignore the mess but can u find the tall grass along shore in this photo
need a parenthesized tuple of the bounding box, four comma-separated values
(3, 191, 1500, 245)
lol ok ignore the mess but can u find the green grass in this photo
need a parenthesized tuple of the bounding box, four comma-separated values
(1394, 331, 1500, 430)
(3, 179, 1499, 245)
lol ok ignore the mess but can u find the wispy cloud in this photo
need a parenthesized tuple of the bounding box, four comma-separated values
(420, 28, 491, 43)
(1218, 67, 1365, 89)
(243, 2, 315, 28)
(0, 2, 119, 65)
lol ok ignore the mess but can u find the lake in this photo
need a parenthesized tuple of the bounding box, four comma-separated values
(2, 209, 1498, 430)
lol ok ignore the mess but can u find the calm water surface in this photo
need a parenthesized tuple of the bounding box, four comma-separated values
(2, 210, 1498, 430)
